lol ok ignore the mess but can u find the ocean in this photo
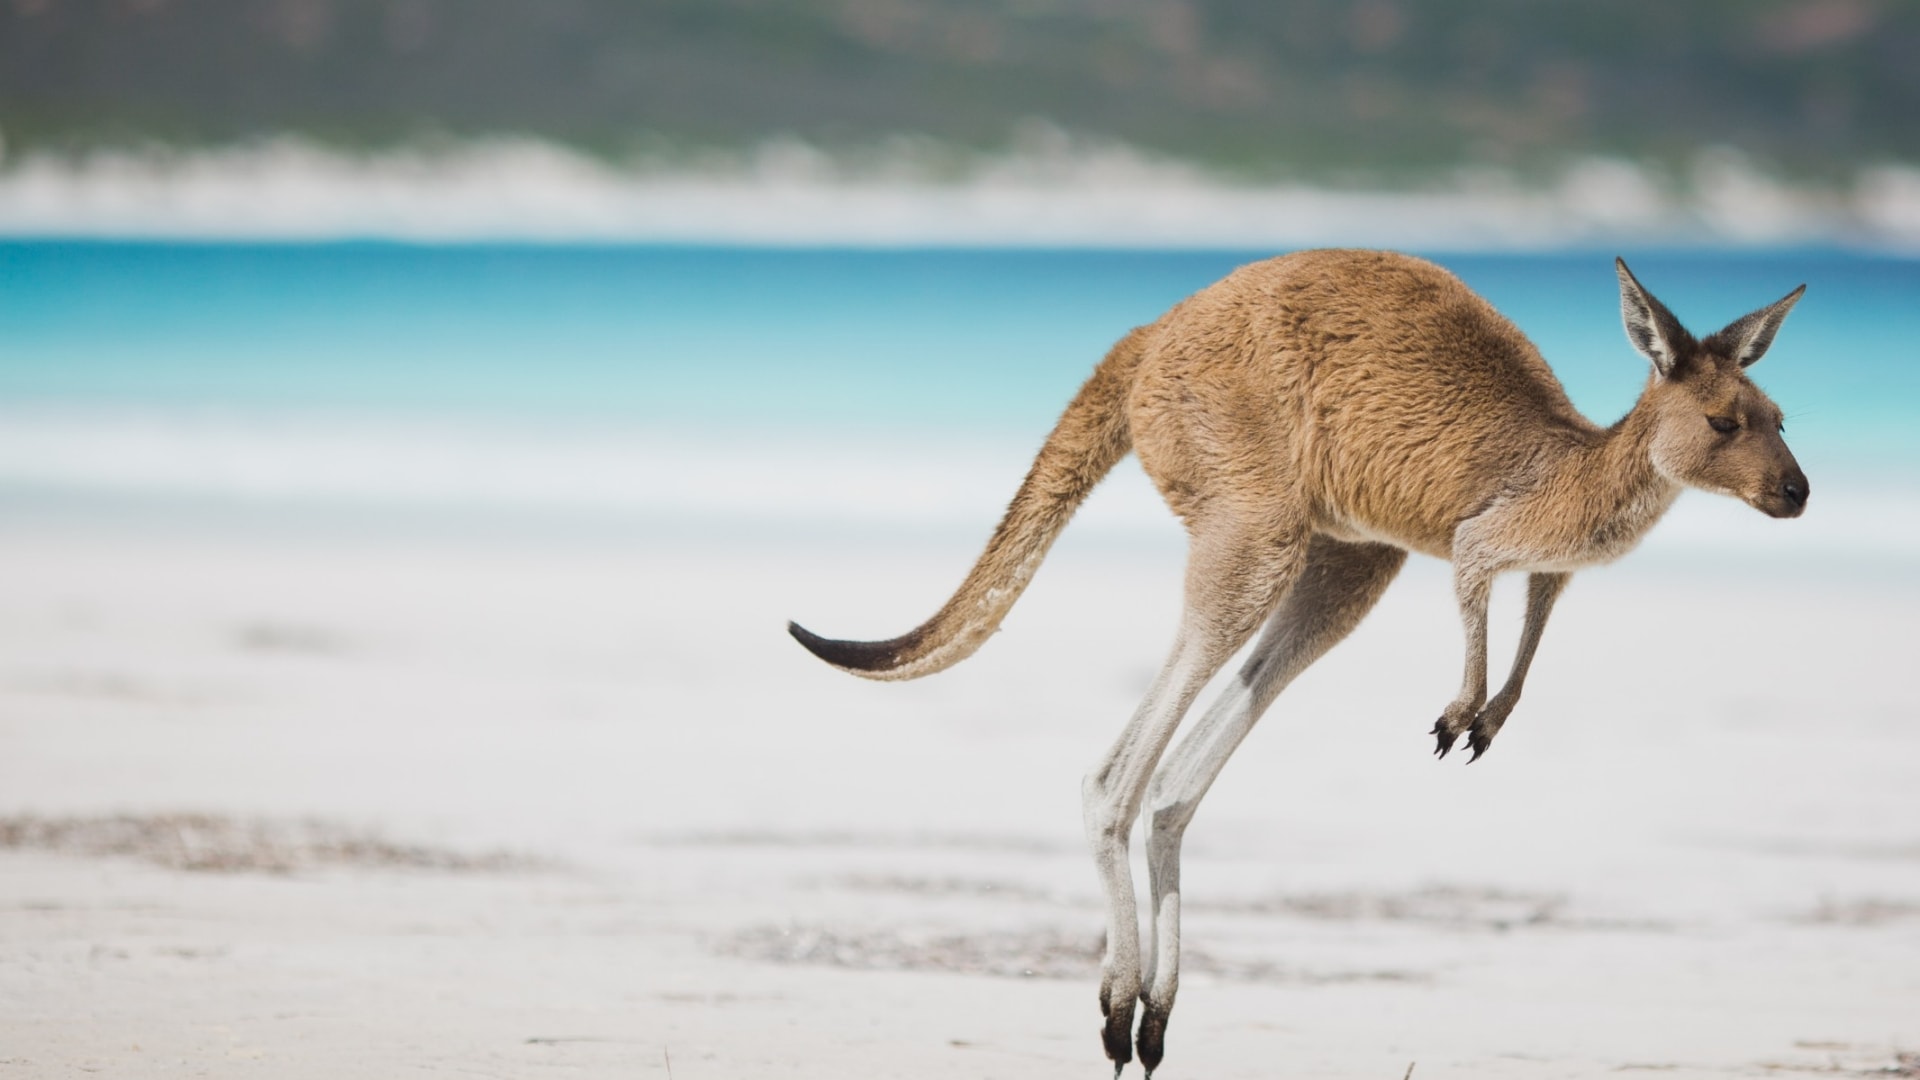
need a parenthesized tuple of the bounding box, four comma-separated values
(1, 241, 1915, 553)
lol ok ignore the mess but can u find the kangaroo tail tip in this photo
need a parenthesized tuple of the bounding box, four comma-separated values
(786, 619, 831, 657)
(787, 620, 918, 678)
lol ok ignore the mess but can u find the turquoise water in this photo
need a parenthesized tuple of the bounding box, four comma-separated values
(1, 242, 1915, 488)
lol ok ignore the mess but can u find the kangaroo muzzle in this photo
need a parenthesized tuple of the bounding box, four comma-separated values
(1759, 466, 1810, 518)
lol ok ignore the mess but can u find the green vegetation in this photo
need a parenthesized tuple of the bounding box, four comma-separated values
(3, 0, 1915, 180)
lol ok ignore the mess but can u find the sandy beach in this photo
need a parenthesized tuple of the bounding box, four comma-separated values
(1, 474, 1916, 1080)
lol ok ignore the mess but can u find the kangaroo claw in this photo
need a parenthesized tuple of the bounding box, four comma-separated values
(1430, 719, 1459, 759)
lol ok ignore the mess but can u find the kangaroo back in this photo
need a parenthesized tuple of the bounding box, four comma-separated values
(788, 327, 1148, 680)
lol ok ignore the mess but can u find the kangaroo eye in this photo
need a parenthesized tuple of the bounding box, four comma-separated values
(1707, 416, 1739, 434)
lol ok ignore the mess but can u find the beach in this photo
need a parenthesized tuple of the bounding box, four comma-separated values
(2, 476, 1917, 1078)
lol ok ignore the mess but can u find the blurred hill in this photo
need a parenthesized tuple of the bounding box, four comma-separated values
(3, 0, 1917, 181)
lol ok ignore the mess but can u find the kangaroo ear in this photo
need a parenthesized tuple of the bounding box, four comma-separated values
(1710, 284, 1805, 368)
(1615, 257, 1692, 378)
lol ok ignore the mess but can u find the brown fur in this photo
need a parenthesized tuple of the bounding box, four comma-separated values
(789, 249, 1807, 1074)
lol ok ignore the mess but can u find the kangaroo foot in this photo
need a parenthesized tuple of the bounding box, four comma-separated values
(1099, 980, 1135, 1073)
(1136, 1004, 1169, 1077)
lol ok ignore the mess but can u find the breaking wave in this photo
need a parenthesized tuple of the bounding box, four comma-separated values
(3, 136, 1919, 250)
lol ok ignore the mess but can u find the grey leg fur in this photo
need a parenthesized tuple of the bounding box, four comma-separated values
(1082, 520, 1308, 1073)
(1136, 538, 1406, 1072)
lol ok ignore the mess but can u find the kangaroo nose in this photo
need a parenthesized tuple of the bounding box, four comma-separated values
(1782, 476, 1808, 507)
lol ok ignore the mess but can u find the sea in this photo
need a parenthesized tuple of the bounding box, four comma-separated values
(1, 241, 1915, 558)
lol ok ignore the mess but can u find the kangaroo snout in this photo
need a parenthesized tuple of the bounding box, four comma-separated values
(1779, 470, 1810, 515)
(1760, 468, 1810, 518)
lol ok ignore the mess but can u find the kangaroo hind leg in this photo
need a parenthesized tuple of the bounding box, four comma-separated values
(1136, 537, 1406, 1074)
(1083, 513, 1308, 1074)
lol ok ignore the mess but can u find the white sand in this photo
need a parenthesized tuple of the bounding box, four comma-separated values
(2, 490, 1917, 1078)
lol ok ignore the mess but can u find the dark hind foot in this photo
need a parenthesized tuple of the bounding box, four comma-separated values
(1136, 1004, 1168, 1077)
(1102, 1022, 1132, 1074)
(1099, 985, 1134, 1073)
(1430, 718, 1461, 759)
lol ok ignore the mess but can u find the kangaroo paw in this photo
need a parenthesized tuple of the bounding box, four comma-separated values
(1466, 724, 1493, 762)
(1465, 700, 1515, 763)
(1430, 718, 1461, 759)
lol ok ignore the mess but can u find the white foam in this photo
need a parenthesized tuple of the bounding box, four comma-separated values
(3, 136, 1917, 250)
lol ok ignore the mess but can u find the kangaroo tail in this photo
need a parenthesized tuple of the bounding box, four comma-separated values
(788, 327, 1149, 681)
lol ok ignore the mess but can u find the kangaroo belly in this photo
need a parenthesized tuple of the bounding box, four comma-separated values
(1301, 393, 1531, 559)
(1308, 461, 1479, 558)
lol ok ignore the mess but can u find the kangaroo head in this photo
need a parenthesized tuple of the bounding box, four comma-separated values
(1614, 258, 1809, 519)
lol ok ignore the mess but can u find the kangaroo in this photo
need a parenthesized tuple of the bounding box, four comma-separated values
(788, 250, 1807, 1076)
